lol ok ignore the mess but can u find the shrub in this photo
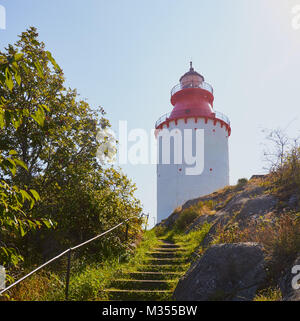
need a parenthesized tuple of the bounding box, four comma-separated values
(211, 223, 251, 245)
(237, 178, 248, 187)
(154, 225, 167, 237)
(173, 208, 199, 232)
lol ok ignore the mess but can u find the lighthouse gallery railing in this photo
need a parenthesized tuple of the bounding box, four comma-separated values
(171, 81, 214, 96)
(155, 109, 231, 128)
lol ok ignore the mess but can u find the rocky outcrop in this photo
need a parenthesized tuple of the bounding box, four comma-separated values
(173, 243, 266, 301)
(279, 256, 300, 301)
(237, 194, 278, 223)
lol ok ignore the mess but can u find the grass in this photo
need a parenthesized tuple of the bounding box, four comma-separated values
(3, 230, 160, 301)
(4, 271, 64, 301)
(253, 287, 282, 301)
(68, 229, 160, 301)
(158, 222, 211, 260)
(100, 223, 212, 301)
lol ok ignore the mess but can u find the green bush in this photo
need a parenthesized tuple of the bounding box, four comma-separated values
(237, 178, 248, 187)
(174, 208, 199, 232)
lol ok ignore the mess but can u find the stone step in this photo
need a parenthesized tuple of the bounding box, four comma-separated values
(147, 251, 182, 258)
(137, 264, 188, 272)
(159, 244, 181, 249)
(102, 289, 172, 301)
(109, 279, 177, 291)
(120, 271, 183, 280)
(152, 247, 186, 252)
(144, 257, 187, 265)
(100, 241, 187, 301)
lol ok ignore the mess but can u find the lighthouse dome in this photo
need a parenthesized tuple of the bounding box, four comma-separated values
(179, 62, 204, 89)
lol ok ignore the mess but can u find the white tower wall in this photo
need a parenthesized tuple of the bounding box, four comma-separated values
(157, 117, 229, 223)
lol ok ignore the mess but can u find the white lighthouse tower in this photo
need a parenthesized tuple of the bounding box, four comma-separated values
(155, 63, 231, 223)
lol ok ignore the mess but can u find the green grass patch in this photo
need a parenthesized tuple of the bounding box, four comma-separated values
(67, 229, 160, 301)
(157, 223, 211, 259)
(253, 287, 282, 301)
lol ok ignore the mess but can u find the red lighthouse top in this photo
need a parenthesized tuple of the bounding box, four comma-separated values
(155, 62, 231, 136)
(170, 62, 214, 119)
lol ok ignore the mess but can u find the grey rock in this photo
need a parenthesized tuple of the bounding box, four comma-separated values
(173, 243, 266, 301)
(200, 213, 231, 247)
(158, 211, 180, 228)
(288, 194, 299, 210)
(237, 194, 278, 221)
(185, 214, 219, 234)
(222, 185, 266, 215)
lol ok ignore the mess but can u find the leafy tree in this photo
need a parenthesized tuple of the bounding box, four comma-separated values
(0, 41, 54, 272)
(0, 27, 143, 267)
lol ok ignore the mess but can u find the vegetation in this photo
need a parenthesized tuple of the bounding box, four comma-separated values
(167, 224, 211, 258)
(153, 132, 300, 301)
(253, 287, 282, 301)
(212, 214, 300, 281)
(6, 230, 158, 301)
(154, 215, 211, 262)
(263, 128, 300, 198)
(0, 27, 143, 299)
(1, 28, 300, 302)
(237, 178, 248, 187)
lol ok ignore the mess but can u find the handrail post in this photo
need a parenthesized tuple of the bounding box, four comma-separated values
(144, 214, 149, 231)
(125, 223, 129, 241)
(65, 249, 72, 301)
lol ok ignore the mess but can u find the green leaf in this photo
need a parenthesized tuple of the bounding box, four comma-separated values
(14, 53, 24, 62)
(14, 158, 28, 170)
(19, 224, 25, 237)
(20, 189, 31, 201)
(34, 60, 44, 78)
(42, 219, 52, 229)
(40, 104, 50, 112)
(0, 112, 4, 129)
(14, 72, 21, 86)
(3, 158, 17, 175)
(31, 106, 45, 126)
(30, 189, 40, 201)
(46, 51, 60, 70)
(5, 68, 14, 91)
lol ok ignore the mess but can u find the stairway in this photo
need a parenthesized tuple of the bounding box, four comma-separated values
(102, 240, 188, 301)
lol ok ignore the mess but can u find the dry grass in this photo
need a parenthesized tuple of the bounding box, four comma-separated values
(212, 213, 300, 280)
(4, 271, 64, 301)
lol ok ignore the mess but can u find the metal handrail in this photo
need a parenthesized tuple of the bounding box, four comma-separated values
(171, 81, 214, 96)
(0, 214, 147, 300)
(155, 109, 231, 128)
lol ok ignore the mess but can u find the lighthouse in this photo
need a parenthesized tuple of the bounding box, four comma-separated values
(155, 63, 231, 223)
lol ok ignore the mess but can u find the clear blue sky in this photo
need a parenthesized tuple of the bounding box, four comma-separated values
(1, 0, 300, 226)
